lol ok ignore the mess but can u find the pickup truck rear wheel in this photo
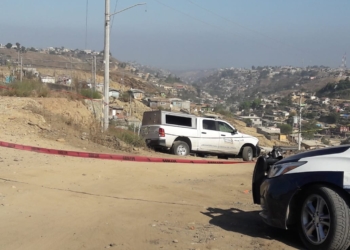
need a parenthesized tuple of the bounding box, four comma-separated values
(242, 146, 253, 161)
(172, 141, 189, 156)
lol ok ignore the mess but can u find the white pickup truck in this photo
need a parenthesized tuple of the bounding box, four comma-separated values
(140, 110, 260, 161)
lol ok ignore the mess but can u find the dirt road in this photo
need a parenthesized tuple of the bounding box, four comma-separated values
(0, 146, 302, 250)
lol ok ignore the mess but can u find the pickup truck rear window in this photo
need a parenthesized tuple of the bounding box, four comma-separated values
(165, 115, 192, 127)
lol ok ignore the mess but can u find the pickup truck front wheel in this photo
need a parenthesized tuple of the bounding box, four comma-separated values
(172, 141, 189, 156)
(242, 146, 253, 161)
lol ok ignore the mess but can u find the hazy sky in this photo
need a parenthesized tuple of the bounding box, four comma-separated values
(1, 0, 349, 70)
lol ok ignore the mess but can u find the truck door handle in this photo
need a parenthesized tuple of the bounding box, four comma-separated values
(202, 132, 206, 134)
(221, 134, 226, 136)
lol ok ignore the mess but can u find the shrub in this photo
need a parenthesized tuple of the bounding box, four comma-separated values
(80, 89, 102, 99)
(2, 81, 49, 97)
(109, 128, 145, 148)
(119, 91, 130, 102)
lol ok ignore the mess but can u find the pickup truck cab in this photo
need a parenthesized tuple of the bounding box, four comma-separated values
(140, 110, 260, 161)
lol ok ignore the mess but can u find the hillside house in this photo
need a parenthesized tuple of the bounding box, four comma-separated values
(40, 75, 55, 84)
(109, 105, 124, 119)
(321, 97, 330, 105)
(129, 89, 144, 100)
(264, 115, 279, 121)
(109, 89, 120, 99)
(257, 127, 281, 140)
(169, 98, 190, 111)
(148, 98, 171, 110)
(301, 140, 327, 150)
(239, 115, 262, 127)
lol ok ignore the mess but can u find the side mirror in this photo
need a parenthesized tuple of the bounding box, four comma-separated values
(231, 129, 237, 134)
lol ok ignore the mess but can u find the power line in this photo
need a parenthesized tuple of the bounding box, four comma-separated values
(111, 0, 120, 30)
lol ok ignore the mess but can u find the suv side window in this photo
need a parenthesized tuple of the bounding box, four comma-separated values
(202, 120, 216, 131)
(218, 121, 234, 133)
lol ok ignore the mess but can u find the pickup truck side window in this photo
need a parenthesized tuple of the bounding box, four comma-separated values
(203, 120, 216, 130)
(218, 121, 234, 133)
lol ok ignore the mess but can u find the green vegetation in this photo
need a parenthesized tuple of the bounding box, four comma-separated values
(239, 98, 261, 111)
(214, 105, 233, 117)
(165, 74, 182, 83)
(302, 120, 320, 139)
(277, 123, 293, 134)
(243, 118, 252, 127)
(1, 81, 49, 97)
(109, 128, 145, 148)
(80, 89, 102, 99)
(119, 91, 130, 102)
(319, 112, 340, 124)
(317, 77, 350, 98)
(321, 137, 330, 145)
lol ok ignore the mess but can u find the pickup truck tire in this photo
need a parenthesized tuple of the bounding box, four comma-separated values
(172, 141, 189, 156)
(242, 146, 253, 161)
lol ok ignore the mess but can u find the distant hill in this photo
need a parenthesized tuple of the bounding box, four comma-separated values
(317, 77, 350, 99)
(172, 68, 218, 84)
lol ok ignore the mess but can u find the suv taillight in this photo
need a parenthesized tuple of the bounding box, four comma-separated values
(159, 128, 165, 137)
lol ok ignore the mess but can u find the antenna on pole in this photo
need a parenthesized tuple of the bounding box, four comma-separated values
(338, 53, 347, 78)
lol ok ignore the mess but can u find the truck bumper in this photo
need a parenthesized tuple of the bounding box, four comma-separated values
(146, 139, 166, 148)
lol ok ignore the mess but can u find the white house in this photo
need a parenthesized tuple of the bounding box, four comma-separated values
(40, 75, 55, 84)
(109, 89, 120, 99)
(240, 114, 262, 127)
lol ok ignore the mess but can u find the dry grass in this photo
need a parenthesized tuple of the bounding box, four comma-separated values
(25, 99, 146, 151)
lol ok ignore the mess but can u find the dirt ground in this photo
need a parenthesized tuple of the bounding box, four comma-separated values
(0, 145, 303, 250)
(0, 97, 303, 250)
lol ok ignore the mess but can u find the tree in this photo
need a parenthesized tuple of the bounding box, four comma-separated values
(302, 120, 319, 139)
(319, 112, 340, 124)
(251, 98, 261, 110)
(5, 43, 12, 49)
(305, 112, 315, 119)
(277, 123, 293, 134)
(15, 42, 20, 50)
(243, 118, 253, 127)
(239, 101, 251, 110)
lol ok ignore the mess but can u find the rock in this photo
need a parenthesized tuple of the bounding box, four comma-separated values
(14, 158, 20, 162)
(56, 138, 65, 142)
(172, 239, 178, 243)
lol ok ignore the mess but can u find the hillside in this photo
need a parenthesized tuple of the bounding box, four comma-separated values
(187, 66, 347, 105)
(0, 47, 296, 149)
(317, 77, 350, 98)
(0, 47, 159, 94)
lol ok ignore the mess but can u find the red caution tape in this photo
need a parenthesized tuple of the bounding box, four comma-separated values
(0, 140, 251, 164)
